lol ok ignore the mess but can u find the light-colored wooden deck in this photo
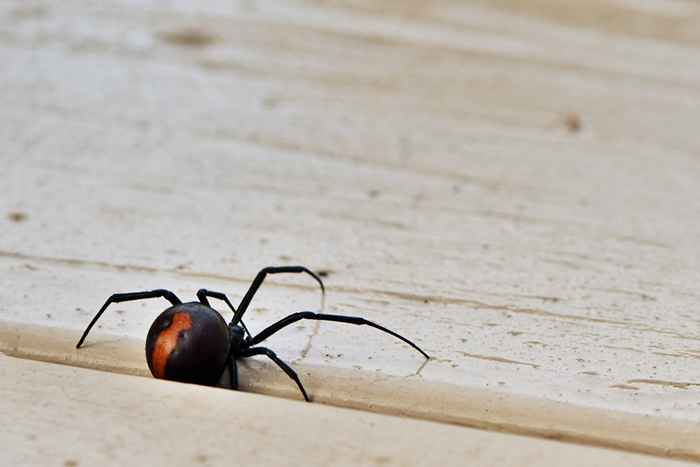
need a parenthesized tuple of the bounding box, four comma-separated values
(2, 0, 700, 464)
(6, 354, 696, 467)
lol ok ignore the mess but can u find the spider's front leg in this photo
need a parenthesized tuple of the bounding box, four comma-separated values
(230, 266, 325, 326)
(229, 356, 239, 390)
(248, 311, 430, 359)
(240, 346, 310, 401)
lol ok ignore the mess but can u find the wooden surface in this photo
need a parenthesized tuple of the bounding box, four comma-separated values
(4, 321, 700, 462)
(2, 0, 700, 463)
(4, 354, 695, 467)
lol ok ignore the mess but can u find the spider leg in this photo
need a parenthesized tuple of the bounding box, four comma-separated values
(231, 266, 325, 326)
(76, 289, 181, 348)
(240, 346, 310, 402)
(197, 289, 252, 339)
(248, 311, 430, 359)
(229, 356, 239, 390)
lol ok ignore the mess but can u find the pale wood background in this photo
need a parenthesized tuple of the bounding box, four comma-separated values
(2, 0, 700, 464)
(6, 353, 697, 467)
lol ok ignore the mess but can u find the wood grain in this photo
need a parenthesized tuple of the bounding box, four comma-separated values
(1, 353, 695, 467)
(2, 0, 700, 460)
(3, 321, 700, 462)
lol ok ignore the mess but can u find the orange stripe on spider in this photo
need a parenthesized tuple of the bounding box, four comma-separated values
(151, 312, 192, 378)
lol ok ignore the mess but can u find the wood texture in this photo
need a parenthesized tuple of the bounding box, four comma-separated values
(2, 0, 700, 461)
(4, 321, 700, 462)
(1, 353, 695, 467)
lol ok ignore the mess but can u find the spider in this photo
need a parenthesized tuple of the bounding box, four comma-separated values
(76, 266, 430, 401)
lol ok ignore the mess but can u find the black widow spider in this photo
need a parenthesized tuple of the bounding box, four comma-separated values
(76, 266, 430, 401)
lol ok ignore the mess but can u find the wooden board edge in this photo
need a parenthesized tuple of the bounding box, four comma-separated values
(1, 320, 698, 462)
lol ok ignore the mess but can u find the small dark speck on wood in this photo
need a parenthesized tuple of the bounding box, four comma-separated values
(316, 270, 332, 278)
(564, 113, 582, 133)
(158, 28, 218, 48)
(7, 211, 28, 222)
(13, 5, 48, 19)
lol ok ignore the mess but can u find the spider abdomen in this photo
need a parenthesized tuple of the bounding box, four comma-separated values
(145, 302, 230, 386)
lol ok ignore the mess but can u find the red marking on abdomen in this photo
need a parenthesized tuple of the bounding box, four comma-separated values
(151, 312, 192, 378)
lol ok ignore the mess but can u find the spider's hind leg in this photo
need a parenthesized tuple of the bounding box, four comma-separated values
(76, 289, 182, 348)
(197, 288, 252, 339)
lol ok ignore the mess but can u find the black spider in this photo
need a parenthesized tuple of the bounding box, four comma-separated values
(76, 266, 430, 401)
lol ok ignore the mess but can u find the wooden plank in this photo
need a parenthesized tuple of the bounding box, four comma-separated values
(3, 321, 700, 462)
(1, 353, 695, 467)
(2, 0, 700, 460)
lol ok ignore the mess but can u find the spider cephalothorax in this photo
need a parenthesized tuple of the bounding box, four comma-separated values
(76, 266, 430, 401)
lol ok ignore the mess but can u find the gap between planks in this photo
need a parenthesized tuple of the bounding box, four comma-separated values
(1, 320, 698, 463)
(4, 352, 694, 467)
